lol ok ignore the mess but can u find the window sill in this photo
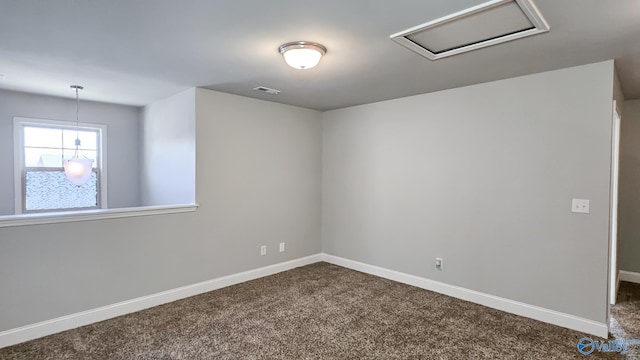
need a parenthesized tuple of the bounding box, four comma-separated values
(0, 204, 199, 228)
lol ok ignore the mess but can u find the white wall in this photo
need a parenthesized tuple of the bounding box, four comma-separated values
(0, 89, 322, 332)
(322, 61, 615, 323)
(0, 89, 141, 215)
(141, 88, 196, 205)
(611, 69, 624, 293)
(619, 99, 640, 273)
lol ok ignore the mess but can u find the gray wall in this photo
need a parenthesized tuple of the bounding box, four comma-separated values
(322, 61, 615, 323)
(0, 61, 618, 332)
(141, 88, 196, 205)
(619, 99, 640, 273)
(0, 89, 141, 214)
(0, 88, 322, 331)
(195, 88, 322, 269)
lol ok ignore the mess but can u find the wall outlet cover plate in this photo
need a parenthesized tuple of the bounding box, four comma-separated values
(571, 199, 590, 214)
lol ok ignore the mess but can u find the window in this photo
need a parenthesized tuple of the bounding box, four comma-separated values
(13, 117, 107, 213)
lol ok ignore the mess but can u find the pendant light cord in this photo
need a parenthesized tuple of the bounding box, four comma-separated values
(70, 85, 83, 156)
(75, 86, 79, 131)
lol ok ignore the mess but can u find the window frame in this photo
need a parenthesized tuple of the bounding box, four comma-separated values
(13, 117, 108, 214)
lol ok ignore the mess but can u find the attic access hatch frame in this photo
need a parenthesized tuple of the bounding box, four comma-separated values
(390, 0, 549, 60)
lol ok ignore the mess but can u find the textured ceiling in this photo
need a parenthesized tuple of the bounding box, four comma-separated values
(0, 0, 639, 111)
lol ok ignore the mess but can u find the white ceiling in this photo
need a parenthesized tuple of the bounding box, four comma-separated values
(0, 0, 639, 111)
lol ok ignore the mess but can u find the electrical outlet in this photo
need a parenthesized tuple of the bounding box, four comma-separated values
(571, 199, 590, 214)
(279, 242, 285, 252)
(435, 258, 443, 270)
(260, 245, 267, 256)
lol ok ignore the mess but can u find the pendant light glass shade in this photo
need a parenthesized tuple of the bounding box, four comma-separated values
(63, 158, 94, 185)
(64, 85, 93, 186)
(279, 42, 326, 70)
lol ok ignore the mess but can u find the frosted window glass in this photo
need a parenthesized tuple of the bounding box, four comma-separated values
(25, 170, 98, 211)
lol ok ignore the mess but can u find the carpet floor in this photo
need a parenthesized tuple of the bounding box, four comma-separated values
(0, 262, 638, 359)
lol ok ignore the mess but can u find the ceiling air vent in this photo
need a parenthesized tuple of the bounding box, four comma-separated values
(253, 86, 281, 95)
(390, 0, 549, 60)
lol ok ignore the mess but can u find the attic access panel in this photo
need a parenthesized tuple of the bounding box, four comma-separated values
(390, 0, 549, 60)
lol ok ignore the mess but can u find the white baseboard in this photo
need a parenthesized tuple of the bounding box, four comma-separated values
(619, 270, 640, 284)
(1, 253, 610, 349)
(0, 254, 323, 349)
(321, 254, 608, 338)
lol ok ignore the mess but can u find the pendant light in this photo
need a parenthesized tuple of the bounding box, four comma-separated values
(63, 85, 94, 186)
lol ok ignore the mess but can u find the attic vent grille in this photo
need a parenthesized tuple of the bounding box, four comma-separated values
(390, 0, 549, 60)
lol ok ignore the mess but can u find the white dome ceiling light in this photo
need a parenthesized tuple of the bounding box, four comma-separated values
(278, 41, 327, 70)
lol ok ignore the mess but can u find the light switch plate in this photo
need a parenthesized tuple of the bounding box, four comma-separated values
(571, 199, 590, 214)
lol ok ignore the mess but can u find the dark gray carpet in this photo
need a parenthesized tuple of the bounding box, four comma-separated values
(0, 262, 637, 359)
(610, 281, 640, 358)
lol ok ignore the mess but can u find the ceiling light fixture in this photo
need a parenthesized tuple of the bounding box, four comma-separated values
(278, 41, 326, 70)
(63, 85, 94, 186)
